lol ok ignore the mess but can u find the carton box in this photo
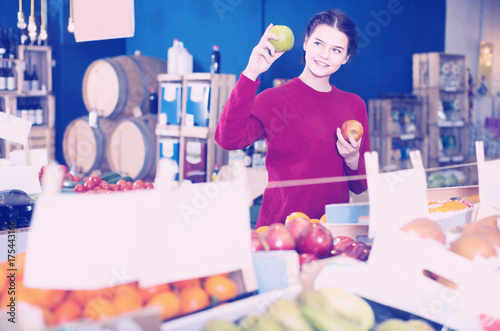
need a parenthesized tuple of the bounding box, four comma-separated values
(159, 83, 182, 125)
(185, 82, 210, 127)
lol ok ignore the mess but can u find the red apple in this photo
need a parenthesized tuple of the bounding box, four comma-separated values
(333, 236, 355, 251)
(298, 253, 318, 267)
(296, 223, 334, 259)
(285, 217, 311, 241)
(263, 223, 296, 251)
(250, 230, 270, 252)
(340, 120, 363, 142)
(343, 241, 371, 261)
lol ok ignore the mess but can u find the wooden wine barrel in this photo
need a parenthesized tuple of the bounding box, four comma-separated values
(82, 54, 167, 120)
(62, 116, 118, 175)
(106, 114, 157, 180)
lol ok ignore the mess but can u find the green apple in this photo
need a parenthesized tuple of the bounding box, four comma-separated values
(269, 25, 294, 52)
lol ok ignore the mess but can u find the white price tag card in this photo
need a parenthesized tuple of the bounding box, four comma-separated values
(73, 0, 135, 42)
(0, 166, 41, 194)
(365, 150, 428, 238)
(0, 112, 31, 145)
(23, 171, 252, 289)
(475, 141, 500, 217)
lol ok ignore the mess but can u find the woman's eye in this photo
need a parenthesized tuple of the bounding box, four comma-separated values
(314, 41, 322, 46)
(332, 48, 341, 54)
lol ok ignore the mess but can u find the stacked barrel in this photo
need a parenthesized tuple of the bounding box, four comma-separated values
(62, 53, 167, 181)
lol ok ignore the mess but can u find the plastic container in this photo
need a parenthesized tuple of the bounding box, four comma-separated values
(210, 45, 220, 74)
(167, 39, 184, 75)
(180, 49, 193, 75)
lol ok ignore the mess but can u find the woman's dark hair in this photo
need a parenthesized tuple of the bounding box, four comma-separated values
(303, 9, 359, 58)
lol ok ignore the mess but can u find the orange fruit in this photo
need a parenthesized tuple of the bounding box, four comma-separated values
(20, 286, 67, 310)
(449, 235, 497, 260)
(400, 218, 446, 244)
(320, 214, 327, 223)
(53, 299, 82, 324)
(138, 283, 171, 304)
(146, 291, 180, 321)
(429, 205, 449, 213)
(309, 218, 322, 223)
(0, 262, 7, 294)
(255, 226, 269, 234)
(0, 287, 10, 311)
(179, 286, 210, 315)
(203, 275, 238, 302)
(112, 285, 143, 315)
(171, 278, 201, 291)
(442, 200, 467, 211)
(83, 297, 116, 320)
(285, 212, 310, 224)
(42, 307, 57, 326)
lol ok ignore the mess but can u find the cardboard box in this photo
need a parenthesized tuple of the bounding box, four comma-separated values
(185, 82, 210, 127)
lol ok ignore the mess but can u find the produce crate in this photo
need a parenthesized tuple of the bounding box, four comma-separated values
(412, 52, 467, 91)
(4, 127, 55, 161)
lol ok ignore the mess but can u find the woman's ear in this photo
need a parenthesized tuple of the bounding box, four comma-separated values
(342, 55, 350, 65)
(303, 36, 308, 52)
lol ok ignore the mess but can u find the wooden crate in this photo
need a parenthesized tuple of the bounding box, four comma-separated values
(156, 73, 236, 183)
(412, 52, 467, 91)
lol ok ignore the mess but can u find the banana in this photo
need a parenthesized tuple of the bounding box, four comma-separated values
(203, 319, 240, 331)
(406, 319, 435, 331)
(375, 319, 415, 331)
(238, 314, 284, 331)
(296, 289, 333, 312)
(267, 299, 314, 331)
(300, 305, 364, 331)
(317, 287, 375, 331)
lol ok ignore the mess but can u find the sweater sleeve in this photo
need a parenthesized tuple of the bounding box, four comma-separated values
(345, 99, 370, 194)
(214, 74, 266, 150)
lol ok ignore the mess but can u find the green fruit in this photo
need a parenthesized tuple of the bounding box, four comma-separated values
(267, 299, 314, 331)
(317, 287, 375, 331)
(407, 319, 435, 331)
(269, 25, 294, 52)
(296, 289, 332, 312)
(300, 305, 363, 331)
(203, 319, 240, 331)
(239, 314, 283, 331)
(375, 319, 415, 331)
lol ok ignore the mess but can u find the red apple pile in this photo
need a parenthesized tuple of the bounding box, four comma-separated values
(250, 213, 372, 268)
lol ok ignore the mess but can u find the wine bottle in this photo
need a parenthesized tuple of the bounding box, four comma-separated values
(30, 64, 39, 91)
(0, 28, 6, 59)
(0, 62, 6, 91)
(6, 61, 15, 91)
(149, 88, 158, 114)
(210, 45, 220, 74)
(27, 98, 35, 124)
(35, 98, 44, 125)
(7, 28, 16, 59)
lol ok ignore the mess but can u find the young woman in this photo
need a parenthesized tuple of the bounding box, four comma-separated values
(215, 9, 370, 228)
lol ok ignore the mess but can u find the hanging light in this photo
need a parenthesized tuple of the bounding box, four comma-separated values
(28, 0, 37, 43)
(67, 0, 75, 33)
(17, 0, 27, 29)
(39, 0, 47, 41)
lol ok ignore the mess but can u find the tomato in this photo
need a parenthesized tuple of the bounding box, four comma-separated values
(40, 165, 47, 175)
(83, 176, 90, 183)
(117, 179, 127, 188)
(125, 182, 134, 190)
(100, 183, 111, 191)
(84, 181, 96, 191)
(110, 184, 121, 191)
(65, 173, 75, 182)
(133, 180, 145, 190)
(58, 164, 69, 174)
(73, 176, 82, 182)
(73, 184, 85, 193)
(89, 176, 102, 186)
(145, 182, 154, 189)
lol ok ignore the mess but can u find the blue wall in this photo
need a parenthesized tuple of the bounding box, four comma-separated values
(1, 0, 445, 165)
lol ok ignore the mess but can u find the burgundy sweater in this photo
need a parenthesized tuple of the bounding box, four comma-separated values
(215, 74, 370, 228)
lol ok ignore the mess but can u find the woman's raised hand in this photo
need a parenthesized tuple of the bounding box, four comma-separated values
(243, 24, 285, 81)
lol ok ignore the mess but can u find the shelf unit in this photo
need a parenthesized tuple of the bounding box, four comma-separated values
(412, 52, 469, 169)
(369, 97, 427, 171)
(156, 73, 236, 183)
(0, 45, 55, 162)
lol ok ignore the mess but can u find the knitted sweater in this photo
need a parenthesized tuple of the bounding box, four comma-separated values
(215, 74, 370, 228)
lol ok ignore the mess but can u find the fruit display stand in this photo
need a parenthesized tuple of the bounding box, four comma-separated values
(307, 149, 500, 331)
(1, 160, 262, 330)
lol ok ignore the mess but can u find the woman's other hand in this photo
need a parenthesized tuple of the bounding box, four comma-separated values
(243, 24, 285, 81)
(336, 127, 362, 170)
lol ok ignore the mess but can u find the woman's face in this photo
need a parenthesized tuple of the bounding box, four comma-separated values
(303, 24, 350, 78)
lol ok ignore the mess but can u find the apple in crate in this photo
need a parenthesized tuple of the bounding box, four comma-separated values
(250, 230, 270, 252)
(263, 223, 296, 251)
(343, 241, 371, 261)
(333, 236, 355, 251)
(285, 217, 311, 241)
(296, 223, 334, 259)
